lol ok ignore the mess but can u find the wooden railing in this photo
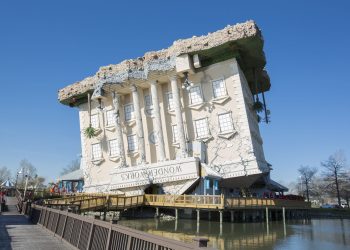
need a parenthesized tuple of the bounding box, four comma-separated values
(71, 196, 107, 212)
(225, 198, 311, 209)
(144, 194, 224, 209)
(45, 194, 106, 205)
(45, 194, 311, 212)
(28, 204, 213, 249)
(108, 195, 144, 210)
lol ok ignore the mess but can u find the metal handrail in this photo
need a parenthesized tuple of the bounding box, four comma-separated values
(29, 204, 213, 249)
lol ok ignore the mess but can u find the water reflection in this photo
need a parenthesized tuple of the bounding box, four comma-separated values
(119, 219, 350, 250)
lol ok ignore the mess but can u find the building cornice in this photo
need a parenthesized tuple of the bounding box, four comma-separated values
(58, 20, 270, 107)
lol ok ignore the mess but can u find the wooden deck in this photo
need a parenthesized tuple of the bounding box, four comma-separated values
(0, 197, 72, 250)
(45, 194, 311, 212)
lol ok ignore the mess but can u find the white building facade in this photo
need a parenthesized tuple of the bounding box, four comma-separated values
(58, 21, 286, 197)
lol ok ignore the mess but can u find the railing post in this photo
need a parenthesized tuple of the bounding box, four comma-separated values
(41, 207, 47, 228)
(192, 237, 209, 248)
(76, 215, 84, 247)
(86, 218, 95, 250)
(68, 218, 75, 243)
(105, 220, 113, 250)
(53, 212, 60, 236)
(126, 234, 132, 250)
(61, 210, 69, 240)
(38, 206, 43, 225)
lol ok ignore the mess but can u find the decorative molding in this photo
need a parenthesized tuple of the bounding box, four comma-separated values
(124, 119, 136, 127)
(109, 155, 120, 162)
(105, 126, 116, 132)
(218, 131, 237, 139)
(127, 151, 139, 158)
(211, 95, 231, 105)
(196, 135, 213, 143)
(188, 102, 206, 110)
(91, 158, 104, 166)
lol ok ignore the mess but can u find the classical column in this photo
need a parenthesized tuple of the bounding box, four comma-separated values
(112, 92, 127, 167)
(131, 84, 146, 163)
(169, 75, 187, 157)
(150, 80, 166, 161)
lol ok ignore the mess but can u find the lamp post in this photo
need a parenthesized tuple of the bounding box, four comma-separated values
(15, 169, 23, 190)
(23, 171, 29, 201)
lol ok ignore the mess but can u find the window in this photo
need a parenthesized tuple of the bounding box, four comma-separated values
(127, 134, 138, 152)
(171, 124, 179, 143)
(108, 139, 120, 157)
(91, 143, 102, 160)
(90, 114, 99, 128)
(194, 118, 209, 139)
(189, 85, 203, 104)
(144, 95, 153, 115)
(106, 110, 115, 127)
(218, 113, 234, 133)
(165, 92, 175, 110)
(212, 79, 227, 98)
(124, 104, 135, 121)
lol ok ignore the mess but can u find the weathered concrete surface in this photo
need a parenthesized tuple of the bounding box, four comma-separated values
(0, 197, 72, 250)
(58, 20, 268, 105)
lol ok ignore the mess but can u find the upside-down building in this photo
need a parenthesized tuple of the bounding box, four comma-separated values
(58, 20, 287, 196)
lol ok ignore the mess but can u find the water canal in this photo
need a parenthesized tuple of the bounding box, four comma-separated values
(119, 218, 350, 250)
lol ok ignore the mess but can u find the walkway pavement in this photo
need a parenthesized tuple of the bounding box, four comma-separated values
(0, 196, 72, 250)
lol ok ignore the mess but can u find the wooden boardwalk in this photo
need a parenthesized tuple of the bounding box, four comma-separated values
(46, 194, 311, 212)
(0, 197, 72, 250)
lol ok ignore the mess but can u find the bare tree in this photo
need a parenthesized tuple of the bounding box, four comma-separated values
(339, 172, 350, 207)
(0, 166, 12, 183)
(18, 159, 37, 189)
(298, 165, 317, 202)
(321, 151, 348, 207)
(61, 159, 81, 175)
(311, 176, 328, 205)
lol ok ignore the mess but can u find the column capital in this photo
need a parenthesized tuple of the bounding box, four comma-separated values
(130, 84, 138, 92)
(168, 74, 178, 82)
(149, 80, 158, 86)
(112, 91, 122, 98)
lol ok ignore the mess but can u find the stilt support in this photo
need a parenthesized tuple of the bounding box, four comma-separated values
(230, 211, 234, 222)
(265, 207, 269, 224)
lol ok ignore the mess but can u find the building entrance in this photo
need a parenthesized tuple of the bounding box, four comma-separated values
(144, 184, 162, 194)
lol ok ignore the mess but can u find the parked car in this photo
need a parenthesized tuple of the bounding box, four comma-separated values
(341, 203, 349, 208)
(321, 203, 334, 208)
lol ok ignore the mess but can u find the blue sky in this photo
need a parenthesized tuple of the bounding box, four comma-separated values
(0, 0, 349, 185)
